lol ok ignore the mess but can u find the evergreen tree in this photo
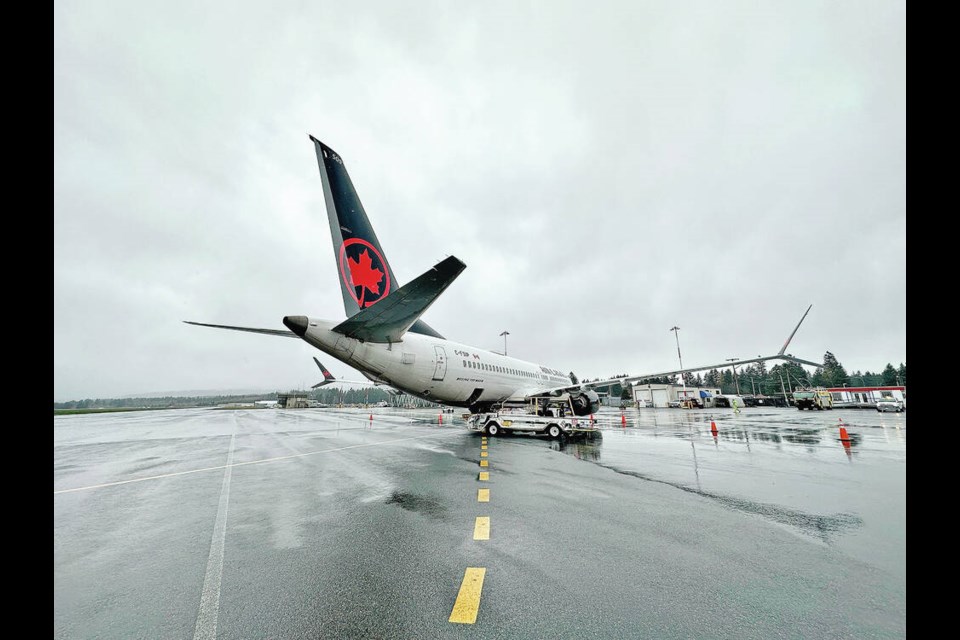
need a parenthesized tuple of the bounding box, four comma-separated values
(818, 351, 849, 387)
(881, 363, 898, 386)
(721, 370, 734, 394)
(774, 362, 810, 389)
(811, 367, 825, 387)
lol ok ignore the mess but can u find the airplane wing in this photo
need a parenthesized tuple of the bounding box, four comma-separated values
(530, 305, 820, 397)
(182, 321, 298, 338)
(331, 255, 466, 343)
(530, 353, 821, 398)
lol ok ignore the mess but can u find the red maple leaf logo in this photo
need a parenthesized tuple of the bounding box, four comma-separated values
(347, 249, 384, 298)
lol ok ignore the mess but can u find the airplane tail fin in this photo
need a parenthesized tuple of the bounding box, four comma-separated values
(310, 136, 443, 338)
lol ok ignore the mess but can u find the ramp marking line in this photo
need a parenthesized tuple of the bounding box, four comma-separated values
(192, 432, 235, 640)
(473, 517, 490, 540)
(449, 567, 486, 624)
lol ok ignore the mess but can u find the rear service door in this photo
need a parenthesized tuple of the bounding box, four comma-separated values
(432, 346, 447, 381)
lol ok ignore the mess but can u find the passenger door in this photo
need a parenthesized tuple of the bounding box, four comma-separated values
(432, 346, 447, 381)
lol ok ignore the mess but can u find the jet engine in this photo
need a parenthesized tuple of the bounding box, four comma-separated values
(570, 389, 601, 416)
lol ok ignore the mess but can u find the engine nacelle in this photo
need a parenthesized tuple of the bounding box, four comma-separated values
(570, 389, 601, 416)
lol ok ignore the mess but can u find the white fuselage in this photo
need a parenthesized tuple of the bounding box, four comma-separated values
(300, 318, 570, 406)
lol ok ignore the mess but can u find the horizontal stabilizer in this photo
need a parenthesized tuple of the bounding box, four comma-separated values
(331, 256, 466, 343)
(183, 321, 298, 338)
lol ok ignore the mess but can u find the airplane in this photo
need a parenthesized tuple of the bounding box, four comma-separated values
(311, 356, 389, 391)
(311, 357, 338, 389)
(186, 136, 821, 418)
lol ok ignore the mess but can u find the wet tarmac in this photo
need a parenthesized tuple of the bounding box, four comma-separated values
(54, 406, 906, 639)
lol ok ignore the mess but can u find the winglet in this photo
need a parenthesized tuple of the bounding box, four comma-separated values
(778, 304, 813, 356)
(312, 357, 338, 388)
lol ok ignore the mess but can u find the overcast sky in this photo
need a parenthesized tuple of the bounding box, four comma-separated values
(54, 1, 905, 402)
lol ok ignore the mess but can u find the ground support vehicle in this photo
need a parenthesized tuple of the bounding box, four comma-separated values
(464, 395, 601, 439)
(793, 388, 834, 410)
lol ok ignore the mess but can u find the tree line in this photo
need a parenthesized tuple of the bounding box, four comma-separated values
(54, 386, 402, 411)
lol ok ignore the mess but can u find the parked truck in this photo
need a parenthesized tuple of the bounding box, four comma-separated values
(792, 388, 834, 410)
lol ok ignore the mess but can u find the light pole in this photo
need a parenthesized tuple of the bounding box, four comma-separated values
(726, 358, 741, 395)
(500, 330, 510, 356)
(778, 371, 789, 405)
(670, 326, 686, 402)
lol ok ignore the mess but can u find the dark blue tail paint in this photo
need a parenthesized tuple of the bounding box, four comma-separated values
(310, 136, 443, 338)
